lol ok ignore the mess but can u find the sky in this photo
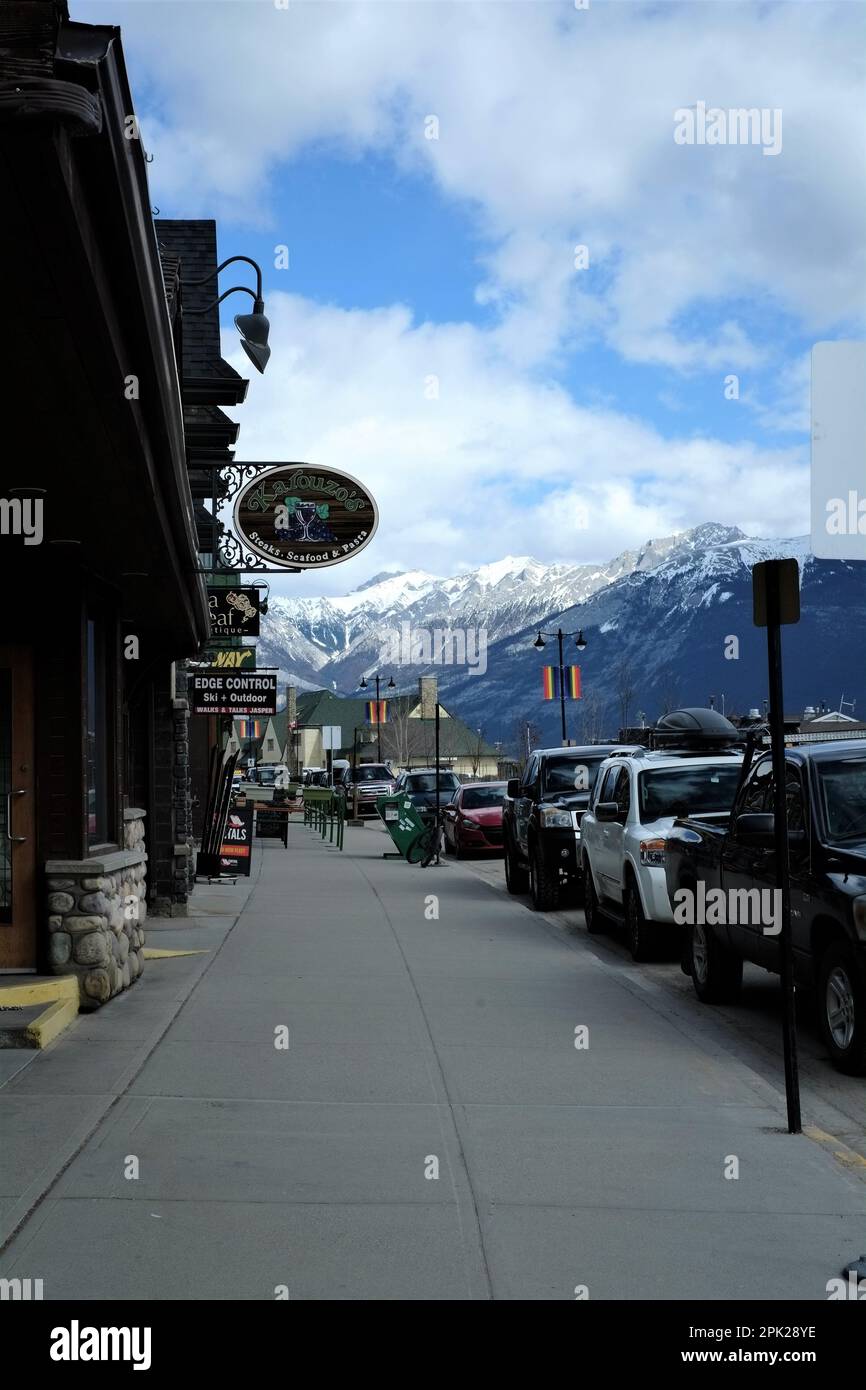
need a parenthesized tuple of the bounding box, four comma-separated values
(78, 0, 866, 597)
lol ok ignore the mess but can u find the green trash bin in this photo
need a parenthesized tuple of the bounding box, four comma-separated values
(376, 793, 438, 864)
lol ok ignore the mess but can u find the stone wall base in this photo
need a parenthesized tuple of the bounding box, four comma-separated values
(45, 814, 148, 1009)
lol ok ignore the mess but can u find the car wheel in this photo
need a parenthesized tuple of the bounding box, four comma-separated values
(454, 838, 465, 860)
(818, 940, 866, 1075)
(504, 837, 529, 894)
(443, 831, 455, 856)
(690, 918, 743, 1004)
(584, 865, 603, 934)
(625, 881, 653, 963)
(529, 843, 559, 912)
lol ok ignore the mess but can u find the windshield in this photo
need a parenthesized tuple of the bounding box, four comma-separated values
(353, 765, 392, 782)
(407, 773, 460, 792)
(817, 759, 866, 842)
(638, 764, 742, 821)
(543, 756, 607, 795)
(461, 785, 506, 809)
(257, 768, 276, 783)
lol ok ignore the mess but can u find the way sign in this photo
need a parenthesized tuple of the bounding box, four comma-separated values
(191, 671, 277, 716)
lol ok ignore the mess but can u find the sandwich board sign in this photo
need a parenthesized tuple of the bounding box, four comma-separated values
(220, 807, 253, 876)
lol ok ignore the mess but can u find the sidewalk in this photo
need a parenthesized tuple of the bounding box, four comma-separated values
(1, 820, 863, 1300)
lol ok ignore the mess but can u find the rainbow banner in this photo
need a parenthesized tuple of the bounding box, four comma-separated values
(365, 700, 389, 725)
(542, 667, 581, 700)
(238, 719, 263, 738)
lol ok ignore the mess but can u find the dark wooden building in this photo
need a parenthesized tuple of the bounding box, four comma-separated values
(0, 1, 247, 1002)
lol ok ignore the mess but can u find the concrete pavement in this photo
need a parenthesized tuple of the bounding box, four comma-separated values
(1, 821, 863, 1300)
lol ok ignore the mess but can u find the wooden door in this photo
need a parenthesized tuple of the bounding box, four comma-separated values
(0, 647, 36, 970)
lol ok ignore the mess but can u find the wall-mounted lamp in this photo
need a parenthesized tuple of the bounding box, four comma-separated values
(183, 255, 271, 373)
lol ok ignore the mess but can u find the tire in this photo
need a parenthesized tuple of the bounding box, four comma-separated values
(529, 842, 559, 912)
(504, 836, 529, 894)
(443, 833, 454, 856)
(818, 940, 866, 1075)
(584, 865, 603, 934)
(690, 918, 743, 1004)
(624, 880, 653, 962)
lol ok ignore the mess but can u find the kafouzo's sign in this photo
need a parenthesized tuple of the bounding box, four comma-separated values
(233, 465, 379, 570)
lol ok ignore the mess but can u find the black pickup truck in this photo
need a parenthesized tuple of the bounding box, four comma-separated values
(665, 740, 866, 1073)
(503, 745, 635, 911)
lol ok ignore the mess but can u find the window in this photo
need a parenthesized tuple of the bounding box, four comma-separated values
(597, 766, 620, 805)
(461, 785, 506, 809)
(85, 616, 110, 846)
(741, 756, 773, 813)
(543, 755, 607, 795)
(613, 767, 631, 817)
(638, 763, 742, 823)
(267, 738, 275, 751)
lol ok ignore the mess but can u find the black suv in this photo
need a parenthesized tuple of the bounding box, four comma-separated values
(503, 745, 637, 911)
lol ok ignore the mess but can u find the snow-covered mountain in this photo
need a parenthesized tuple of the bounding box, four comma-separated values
(258, 523, 745, 687)
(257, 523, 865, 743)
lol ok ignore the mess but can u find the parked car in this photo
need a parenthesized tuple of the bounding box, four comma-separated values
(665, 739, 866, 1074)
(581, 713, 744, 959)
(393, 769, 461, 822)
(340, 763, 397, 817)
(503, 745, 638, 911)
(443, 782, 507, 857)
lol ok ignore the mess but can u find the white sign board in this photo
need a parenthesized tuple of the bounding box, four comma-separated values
(322, 726, 342, 751)
(811, 342, 866, 560)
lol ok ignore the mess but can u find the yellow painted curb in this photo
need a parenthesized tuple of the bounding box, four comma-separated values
(804, 1124, 866, 1172)
(0, 977, 78, 1008)
(142, 948, 209, 959)
(24, 996, 79, 1049)
(0, 976, 79, 1050)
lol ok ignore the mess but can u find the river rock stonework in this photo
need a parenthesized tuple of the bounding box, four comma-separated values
(44, 811, 148, 1008)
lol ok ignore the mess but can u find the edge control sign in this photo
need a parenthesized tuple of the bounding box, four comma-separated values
(191, 672, 277, 716)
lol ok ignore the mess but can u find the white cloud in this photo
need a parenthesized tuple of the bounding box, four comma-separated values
(99, 0, 866, 370)
(226, 290, 808, 598)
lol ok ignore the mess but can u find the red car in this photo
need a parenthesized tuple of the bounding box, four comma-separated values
(443, 782, 507, 857)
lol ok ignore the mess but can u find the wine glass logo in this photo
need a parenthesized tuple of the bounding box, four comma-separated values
(295, 501, 317, 540)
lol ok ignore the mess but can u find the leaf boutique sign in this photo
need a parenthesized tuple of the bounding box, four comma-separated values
(232, 465, 379, 571)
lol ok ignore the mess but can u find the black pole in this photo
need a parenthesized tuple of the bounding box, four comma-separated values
(376, 675, 382, 762)
(558, 630, 567, 745)
(435, 701, 441, 864)
(766, 591, 801, 1134)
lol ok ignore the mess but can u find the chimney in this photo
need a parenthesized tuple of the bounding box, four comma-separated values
(418, 675, 438, 719)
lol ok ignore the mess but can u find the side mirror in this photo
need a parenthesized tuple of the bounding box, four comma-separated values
(595, 801, 619, 823)
(507, 779, 519, 798)
(735, 812, 775, 847)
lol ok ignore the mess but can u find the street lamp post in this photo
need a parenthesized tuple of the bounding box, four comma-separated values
(532, 627, 587, 746)
(359, 673, 395, 762)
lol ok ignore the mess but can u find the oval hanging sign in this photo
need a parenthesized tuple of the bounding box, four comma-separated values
(233, 465, 379, 571)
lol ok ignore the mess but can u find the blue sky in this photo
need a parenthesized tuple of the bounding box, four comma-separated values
(79, 0, 865, 595)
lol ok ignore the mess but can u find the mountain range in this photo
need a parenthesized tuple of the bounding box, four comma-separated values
(257, 522, 866, 746)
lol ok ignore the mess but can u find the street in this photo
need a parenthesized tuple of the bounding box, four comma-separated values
(1, 822, 863, 1301)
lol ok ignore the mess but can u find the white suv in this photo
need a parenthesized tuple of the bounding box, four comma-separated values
(580, 748, 743, 960)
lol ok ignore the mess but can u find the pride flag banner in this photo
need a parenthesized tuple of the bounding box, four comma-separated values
(542, 667, 581, 699)
(239, 719, 262, 738)
(365, 700, 389, 725)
